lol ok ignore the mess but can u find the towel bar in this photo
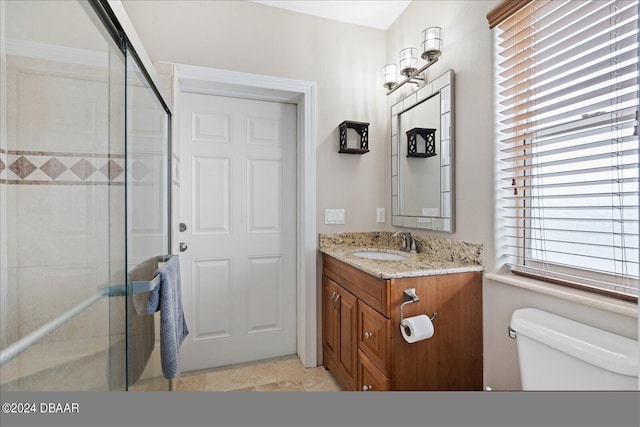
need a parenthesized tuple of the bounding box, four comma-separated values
(129, 254, 171, 293)
(0, 255, 171, 369)
(101, 272, 161, 297)
(130, 275, 161, 294)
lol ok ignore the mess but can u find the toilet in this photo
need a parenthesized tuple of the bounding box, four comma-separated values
(509, 308, 638, 390)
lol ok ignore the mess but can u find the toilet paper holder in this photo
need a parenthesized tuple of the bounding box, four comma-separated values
(400, 288, 437, 323)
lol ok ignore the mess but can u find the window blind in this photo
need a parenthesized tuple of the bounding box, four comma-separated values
(494, 0, 639, 301)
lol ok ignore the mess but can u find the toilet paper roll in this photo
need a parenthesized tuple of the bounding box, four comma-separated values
(400, 314, 434, 343)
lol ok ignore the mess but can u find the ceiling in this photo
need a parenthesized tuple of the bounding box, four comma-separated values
(251, 1, 412, 30)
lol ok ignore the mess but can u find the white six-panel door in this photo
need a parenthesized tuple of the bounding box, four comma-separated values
(179, 93, 297, 371)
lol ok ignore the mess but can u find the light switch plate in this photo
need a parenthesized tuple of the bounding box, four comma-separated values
(377, 208, 385, 223)
(325, 209, 345, 225)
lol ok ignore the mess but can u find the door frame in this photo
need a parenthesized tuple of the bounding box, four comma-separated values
(173, 63, 317, 367)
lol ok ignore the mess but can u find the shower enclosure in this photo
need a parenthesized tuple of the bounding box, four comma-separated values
(0, 0, 171, 391)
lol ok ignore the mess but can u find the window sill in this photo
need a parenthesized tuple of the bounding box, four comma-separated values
(484, 272, 638, 318)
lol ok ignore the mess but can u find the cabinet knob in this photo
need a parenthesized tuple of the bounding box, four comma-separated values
(362, 385, 372, 391)
(364, 331, 373, 339)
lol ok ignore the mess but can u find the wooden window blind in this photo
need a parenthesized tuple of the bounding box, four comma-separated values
(494, 0, 639, 301)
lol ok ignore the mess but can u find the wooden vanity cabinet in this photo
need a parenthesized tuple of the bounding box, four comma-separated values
(322, 254, 483, 391)
(322, 275, 358, 390)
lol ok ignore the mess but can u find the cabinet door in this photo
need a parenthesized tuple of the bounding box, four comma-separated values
(322, 275, 339, 365)
(337, 286, 358, 389)
(358, 302, 391, 375)
(358, 350, 390, 392)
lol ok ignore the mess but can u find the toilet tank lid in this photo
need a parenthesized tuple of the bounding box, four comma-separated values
(510, 308, 638, 377)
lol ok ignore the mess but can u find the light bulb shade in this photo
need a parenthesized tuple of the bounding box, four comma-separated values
(399, 47, 418, 77)
(421, 27, 442, 61)
(383, 64, 399, 89)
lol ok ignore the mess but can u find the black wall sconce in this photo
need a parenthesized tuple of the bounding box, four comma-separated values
(406, 127, 437, 158)
(339, 120, 369, 154)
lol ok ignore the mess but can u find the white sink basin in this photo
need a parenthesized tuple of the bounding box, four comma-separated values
(351, 249, 409, 261)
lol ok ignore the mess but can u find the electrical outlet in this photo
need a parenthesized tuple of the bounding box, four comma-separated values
(377, 208, 385, 223)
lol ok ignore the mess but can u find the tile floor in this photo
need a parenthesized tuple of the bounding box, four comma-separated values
(130, 355, 342, 392)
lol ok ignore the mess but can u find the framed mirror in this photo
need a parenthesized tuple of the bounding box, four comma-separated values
(391, 69, 454, 232)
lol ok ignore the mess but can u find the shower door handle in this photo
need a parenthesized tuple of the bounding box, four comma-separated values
(179, 242, 188, 252)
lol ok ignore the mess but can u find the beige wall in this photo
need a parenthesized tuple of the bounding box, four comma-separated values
(122, 0, 390, 233)
(386, 0, 496, 267)
(122, 0, 639, 390)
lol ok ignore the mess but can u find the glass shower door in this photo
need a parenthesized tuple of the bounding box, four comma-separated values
(125, 49, 171, 389)
(0, 0, 127, 391)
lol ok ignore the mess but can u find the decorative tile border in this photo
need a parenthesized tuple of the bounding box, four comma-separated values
(3, 151, 124, 185)
(0, 150, 149, 186)
(0, 148, 4, 184)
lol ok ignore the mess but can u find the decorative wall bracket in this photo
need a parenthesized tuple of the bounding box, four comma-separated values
(339, 120, 370, 154)
(406, 127, 437, 158)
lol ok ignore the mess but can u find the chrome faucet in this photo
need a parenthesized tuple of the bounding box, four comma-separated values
(392, 231, 419, 253)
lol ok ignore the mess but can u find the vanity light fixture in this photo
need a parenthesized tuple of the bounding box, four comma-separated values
(383, 27, 442, 96)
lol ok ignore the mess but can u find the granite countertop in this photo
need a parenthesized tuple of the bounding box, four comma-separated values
(319, 232, 484, 279)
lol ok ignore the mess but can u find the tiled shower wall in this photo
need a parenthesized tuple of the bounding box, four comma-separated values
(1, 0, 171, 390)
(1, 49, 7, 349)
(9, 51, 123, 329)
(1, 55, 169, 381)
(0, 46, 127, 390)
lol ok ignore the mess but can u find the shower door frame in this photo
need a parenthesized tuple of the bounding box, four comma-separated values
(98, 0, 174, 389)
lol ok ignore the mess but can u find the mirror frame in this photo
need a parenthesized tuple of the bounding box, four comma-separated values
(391, 69, 454, 232)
